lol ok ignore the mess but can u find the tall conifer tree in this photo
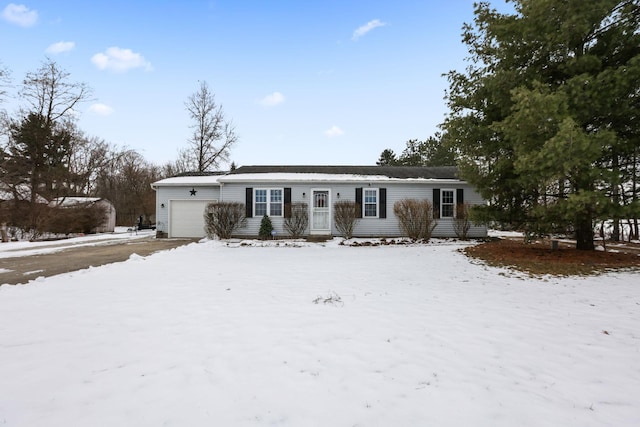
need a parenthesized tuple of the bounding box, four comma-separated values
(444, 0, 640, 249)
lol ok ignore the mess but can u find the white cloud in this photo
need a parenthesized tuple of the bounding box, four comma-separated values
(46, 41, 75, 54)
(88, 103, 114, 116)
(91, 47, 152, 73)
(259, 92, 285, 107)
(352, 19, 387, 41)
(324, 125, 344, 138)
(2, 3, 38, 27)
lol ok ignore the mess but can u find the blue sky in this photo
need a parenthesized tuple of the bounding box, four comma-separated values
(1, 1, 509, 168)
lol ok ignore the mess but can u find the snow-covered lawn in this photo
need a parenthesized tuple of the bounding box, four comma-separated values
(1, 238, 639, 426)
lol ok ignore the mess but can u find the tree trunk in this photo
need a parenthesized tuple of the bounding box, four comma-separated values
(575, 214, 595, 250)
(612, 153, 620, 241)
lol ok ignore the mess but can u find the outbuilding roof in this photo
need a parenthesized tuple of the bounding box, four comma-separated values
(49, 197, 112, 207)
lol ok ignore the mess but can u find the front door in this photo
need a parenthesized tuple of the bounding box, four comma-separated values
(311, 189, 331, 234)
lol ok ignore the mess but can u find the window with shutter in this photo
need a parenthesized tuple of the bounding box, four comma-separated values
(253, 188, 284, 217)
(441, 189, 455, 218)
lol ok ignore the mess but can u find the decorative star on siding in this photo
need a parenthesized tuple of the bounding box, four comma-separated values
(189, 188, 197, 196)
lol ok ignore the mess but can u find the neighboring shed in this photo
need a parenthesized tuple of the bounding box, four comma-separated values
(48, 197, 116, 233)
(151, 166, 488, 239)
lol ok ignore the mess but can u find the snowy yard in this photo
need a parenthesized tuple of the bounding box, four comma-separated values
(0, 237, 639, 426)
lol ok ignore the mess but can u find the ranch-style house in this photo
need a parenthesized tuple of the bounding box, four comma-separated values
(151, 165, 488, 239)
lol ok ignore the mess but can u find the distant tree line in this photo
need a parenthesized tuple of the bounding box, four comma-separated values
(0, 58, 237, 238)
(377, 133, 457, 167)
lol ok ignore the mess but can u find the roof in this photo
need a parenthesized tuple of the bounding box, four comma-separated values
(151, 175, 223, 187)
(151, 165, 462, 188)
(230, 165, 459, 179)
(49, 197, 111, 207)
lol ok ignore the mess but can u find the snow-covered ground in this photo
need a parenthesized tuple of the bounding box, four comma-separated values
(0, 237, 639, 426)
(0, 227, 154, 259)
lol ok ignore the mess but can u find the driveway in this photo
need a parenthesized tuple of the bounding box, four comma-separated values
(0, 235, 198, 285)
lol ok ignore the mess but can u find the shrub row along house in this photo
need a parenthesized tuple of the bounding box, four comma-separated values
(151, 165, 487, 239)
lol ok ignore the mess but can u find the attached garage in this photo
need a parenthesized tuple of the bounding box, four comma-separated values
(169, 199, 216, 238)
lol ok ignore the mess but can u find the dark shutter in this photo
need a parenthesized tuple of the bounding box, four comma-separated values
(433, 188, 440, 219)
(355, 188, 363, 218)
(245, 188, 253, 218)
(284, 187, 292, 218)
(379, 188, 387, 219)
(456, 188, 465, 218)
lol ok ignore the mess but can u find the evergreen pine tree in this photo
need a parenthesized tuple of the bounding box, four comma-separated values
(443, 0, 640, 250)
(258, 214, 274, 239)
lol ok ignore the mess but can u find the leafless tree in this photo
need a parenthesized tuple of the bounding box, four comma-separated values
(0, 61, 11, 105)
(95, 149, 161, 226)
(20, 58, 91, 127)
(180, 81, 237, 172)
(67, 133, 112, 195)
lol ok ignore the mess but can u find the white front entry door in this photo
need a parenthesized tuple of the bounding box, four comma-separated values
(310, 189, 331, 234)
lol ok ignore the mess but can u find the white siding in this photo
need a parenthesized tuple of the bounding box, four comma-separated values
(432, 184, 487, 238)
(224, 183, 310, 237)
(221, 181, 487, 238)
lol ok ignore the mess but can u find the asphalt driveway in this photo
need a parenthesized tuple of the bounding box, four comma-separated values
(0, 236, 198, 285)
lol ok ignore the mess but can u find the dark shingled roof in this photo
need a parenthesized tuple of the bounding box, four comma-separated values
(230, 165, 460, 180)
(173, 171, 227, 177)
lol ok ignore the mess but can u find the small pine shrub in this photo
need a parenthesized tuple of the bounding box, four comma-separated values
(259, 214, 274, 239)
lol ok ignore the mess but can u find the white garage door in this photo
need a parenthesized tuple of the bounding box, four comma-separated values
(169, 200, 216, 238)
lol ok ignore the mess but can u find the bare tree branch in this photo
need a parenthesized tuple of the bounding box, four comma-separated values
(182, 81, 238, 172)
(19, 58, 92, 126)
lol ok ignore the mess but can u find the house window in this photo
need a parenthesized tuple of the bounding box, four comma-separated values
(270, 189, 283, 216)
(364, 188, 378, 218)
(254, 188, 283, 217)
(441, 189, 455, 218)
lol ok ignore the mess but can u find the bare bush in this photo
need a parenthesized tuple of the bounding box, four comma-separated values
(393, 199, 437, 241)
(453, 203, 472, 240)
(313, 291, 343, 306)
(204, 202, 246, 239)
(334, 200, 360, 239)
(284, 202, 308, 238)
(46, 204, 107, 235)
